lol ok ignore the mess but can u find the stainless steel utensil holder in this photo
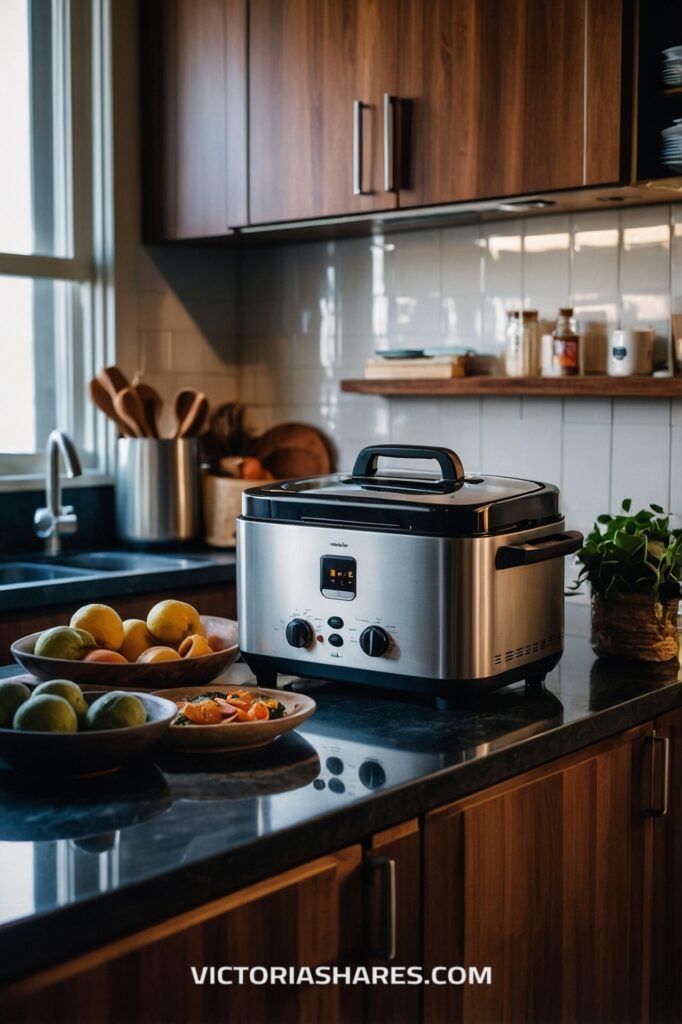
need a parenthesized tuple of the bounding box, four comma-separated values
(116, 438, 200, 545)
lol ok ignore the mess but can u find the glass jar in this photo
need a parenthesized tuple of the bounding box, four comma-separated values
(505, 310, 539, 376)
(505, 311, 523, 376)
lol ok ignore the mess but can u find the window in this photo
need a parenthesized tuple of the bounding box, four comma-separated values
(0, 0, 111, 479)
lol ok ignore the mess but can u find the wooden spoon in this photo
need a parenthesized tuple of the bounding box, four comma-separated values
(174, 393, 209, 438)
(88, 378, 135, 437)
(96, 365, 130, 403)
(173, 388, 199, 432)
(133, 382, 163, 438)
(114, 387, 147, 438)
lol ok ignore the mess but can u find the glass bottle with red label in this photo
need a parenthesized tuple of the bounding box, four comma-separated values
(552, 307, 579, 375)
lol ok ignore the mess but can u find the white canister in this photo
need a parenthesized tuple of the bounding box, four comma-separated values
(607, 328, 655, 377)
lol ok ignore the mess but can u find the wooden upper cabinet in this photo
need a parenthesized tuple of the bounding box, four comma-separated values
(398, 0, 625, 208)
(248, 0, 399, 224)
(140, 0, 248, 240)
(423, 724, 653, 1024)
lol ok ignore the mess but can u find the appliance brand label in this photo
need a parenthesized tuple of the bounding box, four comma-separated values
(329, 541, 348, 548)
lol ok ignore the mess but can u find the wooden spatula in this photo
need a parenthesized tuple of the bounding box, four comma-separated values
(174, 392, 209, 438)
(97, 365, 130, 402)
(114, 387, 147, 438)
(134, 382, 163, 438)
(88, 378, 135, 437)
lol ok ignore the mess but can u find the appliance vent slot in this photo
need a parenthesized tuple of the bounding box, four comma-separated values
(494, 631, 563, 667)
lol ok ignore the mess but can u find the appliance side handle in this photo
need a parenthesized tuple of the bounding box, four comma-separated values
(351, 444, 465, 483)
(495, 530, 583, 569)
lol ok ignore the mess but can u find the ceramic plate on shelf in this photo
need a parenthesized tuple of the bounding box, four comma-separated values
(152, 684, 316, 753)
(10, 616, 239, 691)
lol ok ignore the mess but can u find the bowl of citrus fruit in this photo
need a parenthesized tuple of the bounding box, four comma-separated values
(10, 600, 239, 690)
(0, 678, 176, 775)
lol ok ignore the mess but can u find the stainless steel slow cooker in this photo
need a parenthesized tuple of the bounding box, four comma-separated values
(237, 445, 582, 700)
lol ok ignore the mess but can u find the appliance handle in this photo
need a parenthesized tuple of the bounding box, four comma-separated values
(495, 530, 583, 569)
(351, 445, 465, 484)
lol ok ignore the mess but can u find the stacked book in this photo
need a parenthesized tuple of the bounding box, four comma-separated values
(364, 354, 468, 380)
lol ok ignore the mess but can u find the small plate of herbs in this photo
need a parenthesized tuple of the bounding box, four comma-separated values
(151, 685, 316, 752)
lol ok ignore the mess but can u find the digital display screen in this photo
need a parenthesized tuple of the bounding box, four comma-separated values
(321, 556, 357, 599)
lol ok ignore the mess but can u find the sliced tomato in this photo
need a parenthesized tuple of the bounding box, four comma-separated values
(180, 699, 224, 725)
(247, 701, 270, 721)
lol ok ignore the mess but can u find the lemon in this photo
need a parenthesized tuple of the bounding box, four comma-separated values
(35, 626, 89, 660)
(14, 694, 78, 733)
(70, 605, 124, 652)
(86, 692, 146, 731)
(147, 600, 204, 647)
(119, 619, 157, 662)
(33, 679, 87, 724)
(178, 634, 213, 658)
(136, 646, 181, 664)
(0, 680, 31, 728)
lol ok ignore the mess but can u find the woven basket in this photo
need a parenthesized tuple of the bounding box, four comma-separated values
(202, 475, 259, 548)
(591, 592, 680, 662)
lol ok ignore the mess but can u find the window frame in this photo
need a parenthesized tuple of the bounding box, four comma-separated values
(0, 0, 114, 488)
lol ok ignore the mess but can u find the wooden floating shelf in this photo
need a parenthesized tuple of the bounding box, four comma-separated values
(341, 376, 682, 398)
(661, 86, 682, 95)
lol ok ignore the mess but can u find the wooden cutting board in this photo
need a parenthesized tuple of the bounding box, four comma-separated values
(251, 423, 333, 478)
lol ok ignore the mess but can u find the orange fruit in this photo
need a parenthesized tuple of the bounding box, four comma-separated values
(83, 649, 128, 664)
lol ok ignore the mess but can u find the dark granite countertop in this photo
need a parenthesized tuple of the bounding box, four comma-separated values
(0, 604, 680, 986)
(0, 549, 236, 612)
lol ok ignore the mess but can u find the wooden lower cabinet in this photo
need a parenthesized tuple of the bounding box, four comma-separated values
(1, 847, 363, 1024)
(651, 705, 682, 1024)
(423, 725, 654, 1024)
(3, 717, 679, 1024)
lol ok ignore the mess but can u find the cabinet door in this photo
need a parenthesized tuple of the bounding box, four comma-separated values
(2, 847, 363, 1024)
(651, 706, 682, 1024)
(423, 726, 652, 1024)
(365, 819, 421, 1024)
(249, 0, 399, 223)
(140, 0, 248, 240)
(398, 0, 624, 208)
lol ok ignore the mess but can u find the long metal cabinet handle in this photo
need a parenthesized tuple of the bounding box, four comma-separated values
(366, 857, 396, 960)
(353, 100, 364, 196)
(645, 733, 670, 816)
(383, 93, 395, 192)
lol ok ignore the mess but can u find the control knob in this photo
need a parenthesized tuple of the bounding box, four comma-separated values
(359, 625, 390, 658)
(285, 618, 314, 649)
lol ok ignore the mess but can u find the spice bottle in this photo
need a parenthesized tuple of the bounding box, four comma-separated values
(522, 310, 540, 375)
(552, 307, 579, 375)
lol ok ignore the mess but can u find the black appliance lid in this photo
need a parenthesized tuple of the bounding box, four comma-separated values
(241, 445, 561, 537)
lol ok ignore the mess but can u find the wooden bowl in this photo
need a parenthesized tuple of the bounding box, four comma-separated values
(152, 685, 316, 753)
(10, 617, 239, 691)
(0, 692, 176, 776)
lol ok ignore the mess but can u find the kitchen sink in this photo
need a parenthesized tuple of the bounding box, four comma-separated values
(51, 551, 206, 573)
(0, 562, 94, 585)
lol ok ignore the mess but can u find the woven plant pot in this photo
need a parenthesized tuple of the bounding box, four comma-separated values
(591, 592, 680, 662)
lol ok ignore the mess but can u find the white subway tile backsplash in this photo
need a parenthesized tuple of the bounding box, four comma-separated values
(571, 210, 620, 300)
(563, 398, 613, 424)
(523, 214, 571, 317)
(612, 398, 671, 427)
(610, 423, 671, 512)
(118, 201, 681, 531)
(441, 223, 484, 295)
(620, 207, 671, 295)
(561, 423, 611, 528)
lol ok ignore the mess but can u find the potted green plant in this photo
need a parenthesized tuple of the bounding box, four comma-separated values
(574, 499, 682, 662)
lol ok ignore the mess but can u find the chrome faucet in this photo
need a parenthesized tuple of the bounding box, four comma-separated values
(34, 430, 83, 555)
